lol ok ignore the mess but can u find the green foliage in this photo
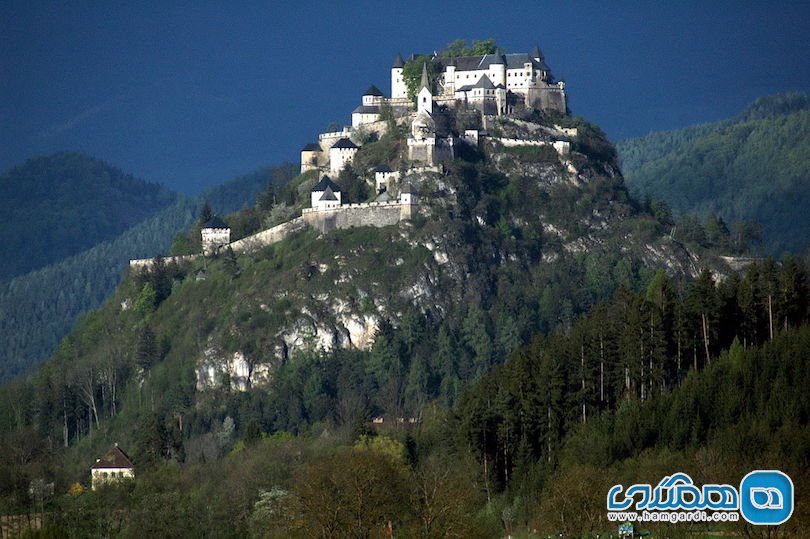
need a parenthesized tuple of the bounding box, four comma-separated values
(401, 56, 442, 104)
(442, 38, 503, 57)
(5, 107, 807, 534)
(0, 152, 177, 280)
(0, 163, 293, 382)
(618, 92, 810, 255)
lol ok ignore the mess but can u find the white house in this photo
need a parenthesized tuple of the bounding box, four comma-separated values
(91, 444, 134, 490)
(310, 175, 342, 210)
(352, 85, 384, 127)
(329, 138, 359, 174)
(201, 216, 231, 255)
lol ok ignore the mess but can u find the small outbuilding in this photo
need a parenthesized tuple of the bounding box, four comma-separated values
(310, 175, 343, 210)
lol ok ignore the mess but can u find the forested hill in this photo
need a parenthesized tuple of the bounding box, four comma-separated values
(0, 152, 176, 281)
(617, 93, 810, 256)
(0, 163, 295, 382)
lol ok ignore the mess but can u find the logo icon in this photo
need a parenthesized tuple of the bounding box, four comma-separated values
(739, 471, 793, 525)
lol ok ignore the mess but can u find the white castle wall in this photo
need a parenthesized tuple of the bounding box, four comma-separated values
(491, 137, 571, 156)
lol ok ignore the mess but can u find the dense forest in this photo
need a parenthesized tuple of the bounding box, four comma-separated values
(0, 153, 176, 281)
(1, 88, 807, 536)
(0, 163, 295, 382)
(1, 257, 806, 537)
(617, 93, 810, 256)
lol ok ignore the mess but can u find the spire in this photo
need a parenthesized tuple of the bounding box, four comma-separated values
(419, 62, 430, 91)
(392, 52, 405, 69)
(530, 44, 543, 61)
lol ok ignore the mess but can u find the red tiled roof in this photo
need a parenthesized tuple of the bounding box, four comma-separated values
(92, 445, 134, 469)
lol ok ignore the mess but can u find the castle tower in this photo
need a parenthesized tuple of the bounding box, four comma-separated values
(417, 62, 433, 115)
(201, 216, 231, 256)
(391, 53, 406, 99)
(444, 57, 456, 96)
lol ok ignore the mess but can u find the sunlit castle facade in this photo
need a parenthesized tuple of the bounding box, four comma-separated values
(391, 45, 566, 114)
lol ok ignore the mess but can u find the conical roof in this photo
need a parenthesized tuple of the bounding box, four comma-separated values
(401, 182, 419, 195)
(203, 216, 229, 229)
(363, 85, 384, 97)
(419, 62, 430, 91)
(473, 75, 496, 90)
(319, 186, 338, 201)
(312, 175, 342, 192)
(530, 44, 544, 60)
(331, 138, 359, 149)
(392, 52, 405, 68)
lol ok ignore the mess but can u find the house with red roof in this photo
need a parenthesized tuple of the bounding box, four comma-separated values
(91, 444, 134, 490)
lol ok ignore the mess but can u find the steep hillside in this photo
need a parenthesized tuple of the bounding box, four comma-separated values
(0, 109, 730, 467)
(0, 152, 176, 281)
(2, 90, 791, 535)
(617, 93, 810, 256)
(0, 108, 810, 537)
(0, 164, 295, 382)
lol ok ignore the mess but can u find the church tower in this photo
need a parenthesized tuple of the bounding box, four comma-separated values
(391, 53, 406, 99)
(417, 62, 433, 114)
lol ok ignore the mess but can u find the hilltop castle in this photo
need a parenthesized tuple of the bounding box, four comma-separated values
(132, 44, 575, 271)
(301, 45, 568, 174)
(391, 45, 566, 114)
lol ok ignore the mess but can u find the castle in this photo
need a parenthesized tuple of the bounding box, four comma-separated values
(391, 46, 566, 114)
(301, 45, 567, 174)
(131, 44, 574, 270)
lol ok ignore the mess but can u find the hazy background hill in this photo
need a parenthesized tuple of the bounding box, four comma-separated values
(617, 93, 810, 256)
(0, 152, 177, 280)
(0, 161, 292, 382)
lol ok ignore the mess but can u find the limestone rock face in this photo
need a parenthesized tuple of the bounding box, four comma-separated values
(190, 114, 721, 396)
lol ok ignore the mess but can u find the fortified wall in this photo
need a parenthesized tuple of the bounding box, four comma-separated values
(302, 200, 411, 234)
(129, 201, 417, 269)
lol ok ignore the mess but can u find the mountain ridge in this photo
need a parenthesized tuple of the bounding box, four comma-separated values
(617, 93, 810, 256)
(0, 152, 177, 281)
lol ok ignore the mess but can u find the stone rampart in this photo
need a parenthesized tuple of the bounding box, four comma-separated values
(228, 217, 308, 254)
(130, 204, 417, 270)
(303, 202, 407, 234)
(129, 254, 198, 269)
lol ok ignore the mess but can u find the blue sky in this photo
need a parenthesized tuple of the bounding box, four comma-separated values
(2, 1, 809, 194)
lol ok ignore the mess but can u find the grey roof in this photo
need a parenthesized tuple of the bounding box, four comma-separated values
(473, 75, 496, 89)
(504, 53, 535, 69)
(401, 182, 419, 195)
(392, 52, 405, 68)
(455, 84, 474, 93)
(374, 164, 393, 173)
(433, 50, 549, 72)
(363, 85, 384, 96)
(319, 186, 338, 201)
(353, 105, 381, 114)
(375, 190, 391, 202)
(331, 138, 359, 149)
(435, 53, 505, 71)
(301, 143, 321, 152)
(530, 45, 544, 60)
(312, 175, 342, 192)
(419, 62, 429, 91)
(203, 216, 229, 229)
